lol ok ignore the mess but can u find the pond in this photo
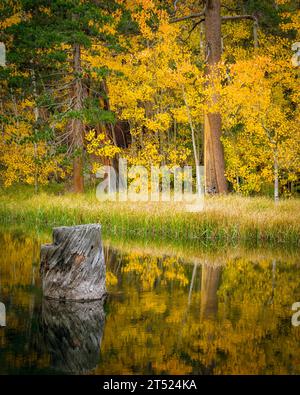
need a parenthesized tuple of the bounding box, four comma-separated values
(0, 229, 300, 374)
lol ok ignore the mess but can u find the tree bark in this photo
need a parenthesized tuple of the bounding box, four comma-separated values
(30, 65, 39, 194)
(204, 0, 228, 193)
(204, 114, 218, 193)
(40, 224, 106, 301)
(72, 43, 84, 193)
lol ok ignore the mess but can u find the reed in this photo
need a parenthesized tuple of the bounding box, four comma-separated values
(0, 186, 299, 246)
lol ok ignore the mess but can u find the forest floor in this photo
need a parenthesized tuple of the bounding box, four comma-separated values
(0, 185, 299, 246)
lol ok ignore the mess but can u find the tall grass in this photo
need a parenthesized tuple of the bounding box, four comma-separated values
(1, 222, 298, 267)
(0, 186, 299, 246)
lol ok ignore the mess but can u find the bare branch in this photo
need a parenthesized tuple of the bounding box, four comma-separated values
(170, 3, 207, 24)
(188, 18, 205, 35)
(170, 12, 206, 23)
(221, 15, 259, 48)
(221, 4, 241, 13)
(221, 15, 256, 22)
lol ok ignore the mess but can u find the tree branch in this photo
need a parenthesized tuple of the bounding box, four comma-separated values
(170, 3, 206, 24)
(170, 8, 259, 48)
(188, 18, 205, 35)
(221, 5, 241, 13)
(174, 0, 179, 11)
(221, 15, 259, 48)
(221, 15, 256, 22)
(170, 12, 206, 23)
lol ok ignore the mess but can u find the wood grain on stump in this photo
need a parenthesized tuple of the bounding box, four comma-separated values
(40, 224, 106, 301)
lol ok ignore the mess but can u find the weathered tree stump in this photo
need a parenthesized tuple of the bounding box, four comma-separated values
(40, 224, 106, 301)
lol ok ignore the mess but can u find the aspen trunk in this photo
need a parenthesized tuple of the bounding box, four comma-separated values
(274, 151, 279, 203)
(204, 0, 228, 194)
(182, 86, 202, 195)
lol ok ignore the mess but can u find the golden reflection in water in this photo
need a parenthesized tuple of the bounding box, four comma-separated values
(0, 231, 300, 374)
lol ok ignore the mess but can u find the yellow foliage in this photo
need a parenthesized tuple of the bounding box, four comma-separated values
(0, 13, 22, 29)
(221, 43, 300, 193)
(0, 118, 66, 187)
(86, 129, 121, 162)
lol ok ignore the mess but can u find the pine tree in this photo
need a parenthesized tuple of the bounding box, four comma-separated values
(1, 0, 125, 192)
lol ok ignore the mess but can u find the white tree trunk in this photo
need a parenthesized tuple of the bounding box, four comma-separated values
(182, 86, 202, 196)
(274, 152, 279, 203)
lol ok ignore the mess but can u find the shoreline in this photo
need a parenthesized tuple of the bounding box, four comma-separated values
(0, 187, 299, 247)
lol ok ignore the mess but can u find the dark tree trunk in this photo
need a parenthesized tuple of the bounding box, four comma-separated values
(204, 0, 228, 193)
(72, 43, 84, 193)
(201, 264, 222, 319)
(40, 224, 106, 301)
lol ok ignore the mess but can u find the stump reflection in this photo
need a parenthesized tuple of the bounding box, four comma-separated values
(41, 298, 105, 373)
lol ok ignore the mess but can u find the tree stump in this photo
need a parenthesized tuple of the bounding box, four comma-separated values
(40, 224, 106, 301)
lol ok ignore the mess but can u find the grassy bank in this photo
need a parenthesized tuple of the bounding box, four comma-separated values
(2, 222, 299, 263)
(0, 186, 299, 246)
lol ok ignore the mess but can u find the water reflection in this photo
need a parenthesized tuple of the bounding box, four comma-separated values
(200, 265, 222, 319)
(0, 302, 5, 327)
(38, 299, 105, 374)
(0, 230, 300, 374)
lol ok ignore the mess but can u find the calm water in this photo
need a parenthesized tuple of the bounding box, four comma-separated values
(0, 230, 300, 374)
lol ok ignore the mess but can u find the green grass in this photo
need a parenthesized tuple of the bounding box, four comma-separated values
(0, 185, 299, 247)
(1, 222, 299, 266)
